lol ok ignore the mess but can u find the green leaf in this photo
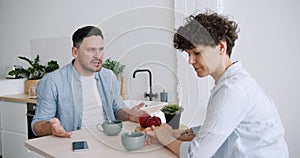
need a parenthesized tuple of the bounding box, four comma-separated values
(8, 55, 59, 80)
(102, 58, 126, 79)
(161, 104, 184, 115)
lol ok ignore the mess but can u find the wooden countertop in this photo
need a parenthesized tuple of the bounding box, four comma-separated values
(0, 94, 36, 104)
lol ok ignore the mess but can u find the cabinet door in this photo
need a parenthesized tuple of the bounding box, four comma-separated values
(0, 101, 27, 134)
(2, 130, 29, 158)
(0, 104, 2, 156)
(27, 150, 44, 158)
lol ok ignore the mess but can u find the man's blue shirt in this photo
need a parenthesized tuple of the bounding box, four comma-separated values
(32, 62, 126, 135)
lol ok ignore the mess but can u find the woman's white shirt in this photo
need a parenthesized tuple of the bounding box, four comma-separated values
(180, 62, 289, 158)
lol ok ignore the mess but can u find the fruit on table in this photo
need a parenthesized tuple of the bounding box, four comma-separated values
(139, 114, 151, 128)
(139, 115, 161, 128)
(146, 116, 161, 127)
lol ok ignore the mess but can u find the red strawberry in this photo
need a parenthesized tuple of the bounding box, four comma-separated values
(146, 116, 161, 127)
(139, 114, 151, 128)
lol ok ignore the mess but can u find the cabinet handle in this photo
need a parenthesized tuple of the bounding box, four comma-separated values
(26, 113, 35, 117)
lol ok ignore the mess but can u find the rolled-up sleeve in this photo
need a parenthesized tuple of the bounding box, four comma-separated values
(180, 142, 192, 158)
(179, 125, 200, 158)
(31, 75, 57, 135)
(191, 125, 201, 135)
(110, 71, 126, 114)
(99, 68, 126, 118)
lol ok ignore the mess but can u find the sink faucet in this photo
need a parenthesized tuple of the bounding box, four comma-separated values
(133, 69, 158, 101)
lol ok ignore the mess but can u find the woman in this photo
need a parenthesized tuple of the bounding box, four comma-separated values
(145, 12, 289, 158)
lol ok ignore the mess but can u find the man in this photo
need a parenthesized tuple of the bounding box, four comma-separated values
(32, 26, 146, 138)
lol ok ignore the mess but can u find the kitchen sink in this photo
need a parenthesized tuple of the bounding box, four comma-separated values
(123, 100, 168, 122)
(124, 100, 166, 108)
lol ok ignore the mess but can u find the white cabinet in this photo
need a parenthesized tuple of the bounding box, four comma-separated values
(0, 101, 43, 158)
(2, 130, 28, 158)
(1, 101, 27, 133)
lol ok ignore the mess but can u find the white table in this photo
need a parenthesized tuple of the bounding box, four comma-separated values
(25, 121, 178, 158)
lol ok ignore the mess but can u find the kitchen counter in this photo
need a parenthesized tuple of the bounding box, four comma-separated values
(0, 93, 36, 104)
(0, 93, 39, 157)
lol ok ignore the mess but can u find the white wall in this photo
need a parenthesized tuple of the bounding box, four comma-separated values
(0, 0, 177, 102)
(0, 0, 299, 157)
(98, 6, 177, 102)
(223, 0, 300, 157)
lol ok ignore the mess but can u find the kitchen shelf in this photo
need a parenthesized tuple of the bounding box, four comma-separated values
(0, 94, 36, 104)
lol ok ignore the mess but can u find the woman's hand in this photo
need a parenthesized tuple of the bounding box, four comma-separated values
(145, 124, 176, 146)
(145, 127, 159, 145)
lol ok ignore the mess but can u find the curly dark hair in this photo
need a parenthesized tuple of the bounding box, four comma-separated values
(174, 12, 239, 57)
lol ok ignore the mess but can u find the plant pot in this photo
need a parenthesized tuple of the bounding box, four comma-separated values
(164, 113, 182, 129)
(120, 76, 126, 100)
(25, 79, 40, 94)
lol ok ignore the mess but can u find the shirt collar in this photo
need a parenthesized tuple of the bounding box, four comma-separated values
(69, 60, 81, 80)
(215, 61, 242, 85)
(70, 59, 99, 80)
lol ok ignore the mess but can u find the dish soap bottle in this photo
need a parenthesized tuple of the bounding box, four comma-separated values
(160, 89, 168, 102)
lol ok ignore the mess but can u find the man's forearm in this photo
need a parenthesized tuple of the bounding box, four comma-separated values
(116, 108, 130, 121)
(33, 121, 52, 136)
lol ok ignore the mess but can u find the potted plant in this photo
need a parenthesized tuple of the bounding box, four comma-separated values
(8, 55, 59, 94)
(161, 103, 184, 129)
(102, 58, 126, 99)
(102, 58, 126, 79)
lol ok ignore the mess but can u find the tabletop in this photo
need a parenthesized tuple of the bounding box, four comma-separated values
(25, 121, 178, 158)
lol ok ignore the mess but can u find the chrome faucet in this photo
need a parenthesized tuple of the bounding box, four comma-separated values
(133, 69, 158, 101)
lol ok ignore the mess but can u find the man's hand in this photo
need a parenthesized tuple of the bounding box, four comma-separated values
(34, 118, 72, 138)
(49, 118, 72, 138)
(117, 102, 147, 123)
(128, 102, 148, 122)
(117, 102, 149, 122)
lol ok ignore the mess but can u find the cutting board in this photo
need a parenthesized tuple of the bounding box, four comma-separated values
(135, 125, 146, 132)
